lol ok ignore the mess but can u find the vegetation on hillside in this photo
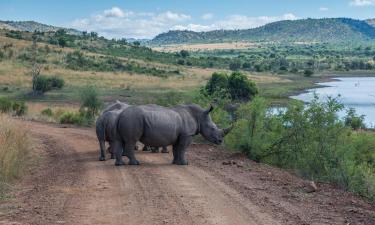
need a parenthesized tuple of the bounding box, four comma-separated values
(152, 18, 375, 45)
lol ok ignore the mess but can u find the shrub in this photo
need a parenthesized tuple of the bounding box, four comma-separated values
(229, 60, 242, 71)
(225, 95, 375, 200)
(12, 101, 27, 116)
(205, 72, 229, 96)
(344, 108, 366, 130)
(304, 69, 314, 77)
(59, 112, 83, 125)
(32, 75, 65, 94)
(79, 85, 102, 120)
(227, 72, 258, 101)
(0, 115, 32, 195)
(0, 97, 13, 113)
(41, 108, 53, 117)
(180, 50, 190, 58)
(33, 75, 51, 93)
(177, 59, 185, 65)
(49, 76, 65, 89)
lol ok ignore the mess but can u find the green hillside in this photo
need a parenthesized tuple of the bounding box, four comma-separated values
(0, 20, 81, 35)
(151, 18, 375, 45)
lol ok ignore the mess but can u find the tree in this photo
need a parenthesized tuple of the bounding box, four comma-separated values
(229, 60, 242, 71)
(180, 50, 190, 58)
(228, 72, 258, 101)
(304, 69, 314, 77)
(205, 72, 228, 96)
(58, 37, 67, 48)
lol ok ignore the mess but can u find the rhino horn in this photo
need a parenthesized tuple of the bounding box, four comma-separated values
(204, 105, 214, 114)
(223, 125, 234, 136)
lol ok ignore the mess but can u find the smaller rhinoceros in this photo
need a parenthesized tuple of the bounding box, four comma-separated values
(96, 100, 129, 161)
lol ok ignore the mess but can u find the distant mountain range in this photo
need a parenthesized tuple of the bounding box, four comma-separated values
(367, 19, 375, 27)
(1, 18, 375, 45)
(151, 18, 375, 45)
(0, 20, 81, 35)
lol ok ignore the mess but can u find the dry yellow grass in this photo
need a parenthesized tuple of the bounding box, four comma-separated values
(0, 114, 33, 184)
(152, 42, 258, 52)
(26, 102, 80, 123)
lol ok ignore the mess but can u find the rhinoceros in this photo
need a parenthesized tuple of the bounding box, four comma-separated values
(96, 100, 129, 161)
(113, 104, 232, 166)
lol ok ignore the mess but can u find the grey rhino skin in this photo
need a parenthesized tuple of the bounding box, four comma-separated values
(114, 104, 231, 166)
(96, 100, 129, 161)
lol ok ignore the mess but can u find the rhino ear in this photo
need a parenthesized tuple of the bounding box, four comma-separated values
(204, 105, 214, 115)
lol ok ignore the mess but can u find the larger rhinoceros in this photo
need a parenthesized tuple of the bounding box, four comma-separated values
(113, 104, 232, 166)
(96, 100, 129, 161)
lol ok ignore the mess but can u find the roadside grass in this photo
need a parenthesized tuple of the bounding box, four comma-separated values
(0, 114, 34, 198)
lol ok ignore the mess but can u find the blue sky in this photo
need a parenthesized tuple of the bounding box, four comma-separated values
(1, 0, 375, 39)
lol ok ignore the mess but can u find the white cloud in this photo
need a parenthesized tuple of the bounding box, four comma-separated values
(211, 13, 297, 30)
(319, 7, 329, 11)
(69, 6, 298, 39)
(154, 11, 191, 22)
(103, 7, 126, 18)
(202, 13, 214, 20)
(350, 0, 375, 6)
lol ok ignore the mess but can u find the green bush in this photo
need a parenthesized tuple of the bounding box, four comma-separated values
(205, 72, 229, 96)
(0, 97, 27, 116)
(0, 97, 13, 113)
(79, 85, 102, 120)
(304, 69, 314, 77)
(344, 108, 365, 130)
(227, 72, 258, 101)
(11, 101, 27, 116)
(225, 95, 375, 201)
(205, 72, 258, 102)
(49, 76, 65, 89)
(229, 60, 242, 71)
(59, 112, 83, 125)
(41, 108, 53, 117)
(33, 75, 65, 94)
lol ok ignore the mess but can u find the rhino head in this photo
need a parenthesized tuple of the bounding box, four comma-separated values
(199, 105, 233, 145)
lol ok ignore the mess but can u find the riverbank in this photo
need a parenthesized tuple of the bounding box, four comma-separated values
(262, 71, 375, 106)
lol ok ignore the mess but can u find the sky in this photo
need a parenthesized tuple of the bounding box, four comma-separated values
(0, 0, 375, 39)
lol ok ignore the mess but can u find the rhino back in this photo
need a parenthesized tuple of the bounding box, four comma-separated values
(118, 105, 197, 146)
(102, 101, 129, 113)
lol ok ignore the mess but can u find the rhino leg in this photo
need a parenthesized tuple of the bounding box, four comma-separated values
(114, 140, 125, 166)
(172, 145, 179, 164)
(99, 139, 106, 161)
(174, 136, 192, 165)
(161, 146, 169, 153)
(124, 143, 140, 165)
(107, 146, 115, 159)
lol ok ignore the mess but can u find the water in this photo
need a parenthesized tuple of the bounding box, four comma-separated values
(291, 77, 375, 128)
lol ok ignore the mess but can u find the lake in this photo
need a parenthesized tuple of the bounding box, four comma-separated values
(290, 77, 375, 128)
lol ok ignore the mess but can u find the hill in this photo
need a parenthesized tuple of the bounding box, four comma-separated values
(151, 18, 375, 45)
(367, 19, 375, 27)
(0, 20, 81, 35)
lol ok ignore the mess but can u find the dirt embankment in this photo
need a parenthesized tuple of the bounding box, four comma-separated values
(0, 121, 374, 225)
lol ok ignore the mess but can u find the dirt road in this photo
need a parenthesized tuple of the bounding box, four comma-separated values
(1, 121, 375, 225)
